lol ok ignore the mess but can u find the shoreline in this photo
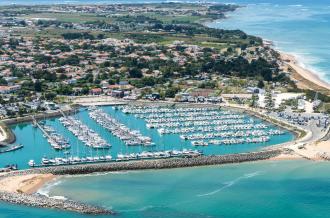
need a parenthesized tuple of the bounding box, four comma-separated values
(0, 174, 56, 194)
(280, 52, 330, 92)
(0, 122, 16, 146)
(206, 6, 330, 93)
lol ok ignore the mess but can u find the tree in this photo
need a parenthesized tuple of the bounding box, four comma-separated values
(45, 92, 57, 100)
(250, 94, 259, 108)
(257, 80, 265, 89)
(34, 80, 42, 92)
(264, 91, 274, 111)
(129, 68, 143, 78)
(165, 86, 180, 98)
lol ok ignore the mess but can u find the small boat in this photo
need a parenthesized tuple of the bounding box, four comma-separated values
(28, 160, 36, 167)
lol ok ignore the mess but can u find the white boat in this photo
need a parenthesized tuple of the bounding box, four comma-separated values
(28, 160, 36, 167)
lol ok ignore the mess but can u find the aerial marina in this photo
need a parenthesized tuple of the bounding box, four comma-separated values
(59, 116, 111, 149)
(89, 107, 154, 146)
(37, 122, 71, 150)
(0, 104, 294, 169)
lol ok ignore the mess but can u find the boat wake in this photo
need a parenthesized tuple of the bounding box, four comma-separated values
(197, 171, 263, 197)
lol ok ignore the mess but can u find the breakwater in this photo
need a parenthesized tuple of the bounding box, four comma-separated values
(0, 191, 113, 215)
(8, 149, 282, 176)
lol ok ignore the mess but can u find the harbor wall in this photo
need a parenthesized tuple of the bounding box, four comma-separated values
(7, 150, 282, 176)
(0, 191, 113, 215)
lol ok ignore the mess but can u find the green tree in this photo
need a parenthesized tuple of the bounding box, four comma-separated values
(34, 80, 42, 92)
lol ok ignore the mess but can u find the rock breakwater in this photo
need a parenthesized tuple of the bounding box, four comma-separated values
(0, 191, 113, 215)
(9, 149, 282, 176)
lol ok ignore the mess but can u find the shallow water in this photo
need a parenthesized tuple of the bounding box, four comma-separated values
(38, 160, 330, 218)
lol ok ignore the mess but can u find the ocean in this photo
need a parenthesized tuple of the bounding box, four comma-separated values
(17, 160, 330, 218)
(1, 0, 330, 217)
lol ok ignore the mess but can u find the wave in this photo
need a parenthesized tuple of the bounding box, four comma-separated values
(50, 195, 68, 200)
(283, 51, 327, 79)
(118, 205, 157, 213)
(62, 170, 134, 179)
(37, 179, 63, 197)
(289, 4, 303, 7)
(197, 171, 263, 197)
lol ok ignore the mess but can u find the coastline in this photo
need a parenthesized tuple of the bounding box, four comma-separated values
(205, 6, 330, 93)
(1, 4, 330, 213)
(280, 52, 330, 92)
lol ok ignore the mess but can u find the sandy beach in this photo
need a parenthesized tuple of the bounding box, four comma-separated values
(287, 140, 330, 161)
(0, 125, 7, 143)
(280, 53, 330, 92)
(0, 174, 56, 194)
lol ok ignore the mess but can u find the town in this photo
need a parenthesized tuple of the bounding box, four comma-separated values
(0, 3, 326, 120)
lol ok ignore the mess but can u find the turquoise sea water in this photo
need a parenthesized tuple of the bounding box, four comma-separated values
(15, 160, 330, 218)
(1, 106, 293, 168)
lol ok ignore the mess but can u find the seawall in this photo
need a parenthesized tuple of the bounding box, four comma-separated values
(0, 191, 113, 215)
(7, 149, 282, 176)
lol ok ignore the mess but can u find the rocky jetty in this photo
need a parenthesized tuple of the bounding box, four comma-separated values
(9, 149, 282, 176)
(0, 191, 113, 215)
